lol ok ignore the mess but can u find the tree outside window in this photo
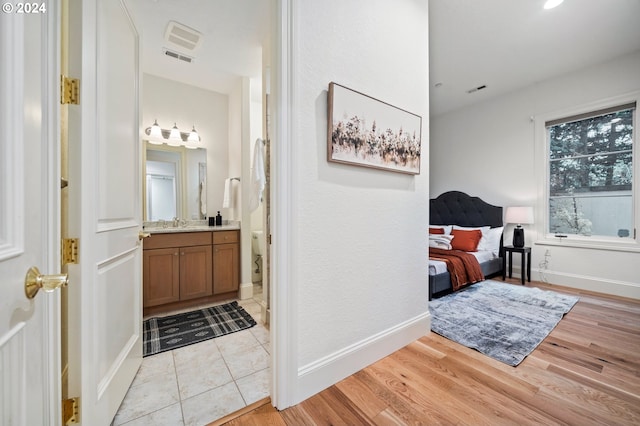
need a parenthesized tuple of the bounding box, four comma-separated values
(547, 104, 634, 238)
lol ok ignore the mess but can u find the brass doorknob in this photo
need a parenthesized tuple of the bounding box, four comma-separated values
(139, 231, 151, 240)
(24, 266, 68, 299)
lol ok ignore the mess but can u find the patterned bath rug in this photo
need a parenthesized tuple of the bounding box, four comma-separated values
(429, 280, 579, 366)
(143, 301, 256, 357)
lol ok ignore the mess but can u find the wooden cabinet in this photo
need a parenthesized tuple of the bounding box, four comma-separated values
(143, 247, 180, 307)
(143, 231, 213, 308)
(142, 229, 240, 313)
(213, 231, 240, 294)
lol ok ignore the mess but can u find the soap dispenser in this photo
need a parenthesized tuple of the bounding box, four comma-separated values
(215, 211, 222, 226)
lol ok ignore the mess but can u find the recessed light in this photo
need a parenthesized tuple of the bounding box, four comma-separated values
(544, 0, 564, 10)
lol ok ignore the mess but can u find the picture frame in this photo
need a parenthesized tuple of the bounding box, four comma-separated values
(327, 82, 422, 175)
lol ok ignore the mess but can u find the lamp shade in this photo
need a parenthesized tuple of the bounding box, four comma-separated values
(505, 206, 534, 225)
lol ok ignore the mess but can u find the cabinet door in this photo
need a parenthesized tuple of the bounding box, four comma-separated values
(180, 245, 213, 300)
(143, 248, 180, 307)
(213, 243, 239, 294)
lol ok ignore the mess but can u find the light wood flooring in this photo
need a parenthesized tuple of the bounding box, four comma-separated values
(215, 279, 640, 425)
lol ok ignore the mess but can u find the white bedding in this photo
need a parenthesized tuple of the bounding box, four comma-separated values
(429, 250, 496, 275)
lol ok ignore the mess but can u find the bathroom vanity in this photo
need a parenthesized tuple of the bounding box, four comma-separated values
(142, 225, 240, 316)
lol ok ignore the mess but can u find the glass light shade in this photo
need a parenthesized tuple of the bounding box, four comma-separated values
(187, 125, 200, 142)
(167, 123, 182, 146)
(505, 206, 534, 225)
(147, 120, 164, 144)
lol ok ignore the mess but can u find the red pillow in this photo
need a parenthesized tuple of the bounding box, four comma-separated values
(429, 227, 445, 235)
(451, 229, 482, 252)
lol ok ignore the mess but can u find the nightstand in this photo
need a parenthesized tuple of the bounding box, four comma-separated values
(502, 245, 531, 285)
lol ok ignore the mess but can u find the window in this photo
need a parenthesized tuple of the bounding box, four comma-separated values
(546, 102, 635, 239)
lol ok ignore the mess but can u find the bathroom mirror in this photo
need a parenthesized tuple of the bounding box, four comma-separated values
(144, 142, 207, 221)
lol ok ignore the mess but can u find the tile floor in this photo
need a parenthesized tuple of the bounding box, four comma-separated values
(111, 285, 269, 426)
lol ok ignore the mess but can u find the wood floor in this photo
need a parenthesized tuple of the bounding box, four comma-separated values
(218, 280, 640, 425)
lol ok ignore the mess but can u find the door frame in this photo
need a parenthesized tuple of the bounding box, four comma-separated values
(45, 1, 63, 422)
(271, 0, 298, 410)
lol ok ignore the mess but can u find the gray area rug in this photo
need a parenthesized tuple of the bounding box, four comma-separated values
(429, 280, 579, 366)
(143, 301, 256, 357)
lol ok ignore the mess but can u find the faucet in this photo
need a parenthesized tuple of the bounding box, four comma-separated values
(173, 217, 179, 227)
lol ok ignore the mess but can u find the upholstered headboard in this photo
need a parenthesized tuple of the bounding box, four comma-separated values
(430, 191, 503, 228)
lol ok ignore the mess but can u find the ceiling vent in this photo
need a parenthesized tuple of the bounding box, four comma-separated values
(164, 21, 202, 52)
(163, 48, 194, 64)
(466, 84, 487, 94)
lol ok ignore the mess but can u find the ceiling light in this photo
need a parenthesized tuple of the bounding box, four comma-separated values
(544, 0, 564, 10)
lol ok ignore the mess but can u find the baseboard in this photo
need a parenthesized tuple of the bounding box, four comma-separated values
(295, 311, 430, 405)
(239, 282, 254, 300)
(532, 268, 640, 300)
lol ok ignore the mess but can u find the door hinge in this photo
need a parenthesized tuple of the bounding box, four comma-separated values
(61, 75, 80, 105)
(62, 238, 79, 265)
(267, 234, 272, 245)
(62, 397, 79, 425)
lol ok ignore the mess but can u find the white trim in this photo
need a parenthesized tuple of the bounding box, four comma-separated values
(535, 239, 640, 253)
(271, 0, 298, 410)
(42, 1, 62, 423)
(0, 12, 25, 261)
(239, 282, 254, 299)
(296, 313, 431, 405)
(532, 268, 640, 300)
(534, 90, 640, 250)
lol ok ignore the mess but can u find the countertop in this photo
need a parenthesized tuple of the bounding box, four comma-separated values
(144, 221, 240, 234)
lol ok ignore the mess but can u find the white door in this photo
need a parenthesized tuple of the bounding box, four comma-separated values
(66, 0, 143, 423)
(0, 7, 61, 426)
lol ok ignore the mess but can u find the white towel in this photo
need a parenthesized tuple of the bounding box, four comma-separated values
(200, 181, 207, 216)
(222, 178, 232, 208)
(249, 138, 266, 212)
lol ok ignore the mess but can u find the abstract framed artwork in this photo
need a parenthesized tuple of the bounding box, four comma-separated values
(327, 82, 422, 175)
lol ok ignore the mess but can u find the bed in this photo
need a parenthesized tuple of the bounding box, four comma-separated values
(429, 191, 504, 300)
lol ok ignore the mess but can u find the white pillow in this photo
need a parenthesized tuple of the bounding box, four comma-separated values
(429, 225, 452, 235)
(483, 226, 504, 257)
(429, 234, 454, 250)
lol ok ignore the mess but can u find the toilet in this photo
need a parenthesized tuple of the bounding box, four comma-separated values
(251, 230, 265, 280)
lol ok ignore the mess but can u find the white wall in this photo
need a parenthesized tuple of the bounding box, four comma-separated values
(430, 50, 640, 299)
(286, 0, 430, 403)
(142, 73, 229, 218)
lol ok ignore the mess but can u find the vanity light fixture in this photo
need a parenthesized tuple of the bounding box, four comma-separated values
(144, 120, 202, 147)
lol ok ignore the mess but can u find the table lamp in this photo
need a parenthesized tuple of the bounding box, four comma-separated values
(505, 206, 534, 248)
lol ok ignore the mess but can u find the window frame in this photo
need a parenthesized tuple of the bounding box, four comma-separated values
(534, 90, 640, 253)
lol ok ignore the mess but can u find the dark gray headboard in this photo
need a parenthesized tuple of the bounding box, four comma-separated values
(430, 191, 503, 228)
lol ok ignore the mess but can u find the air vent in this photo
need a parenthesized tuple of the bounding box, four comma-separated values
(466, 84, 487, 94)
(164, 21, 202, 52)
(163, 48, 194, 64)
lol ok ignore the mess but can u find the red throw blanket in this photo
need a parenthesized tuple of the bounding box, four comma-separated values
(429, 248, 484, 291)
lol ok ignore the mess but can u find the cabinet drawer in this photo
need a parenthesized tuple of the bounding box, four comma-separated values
(144, 231, 212, 249)
(213, 230, 239, 244)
